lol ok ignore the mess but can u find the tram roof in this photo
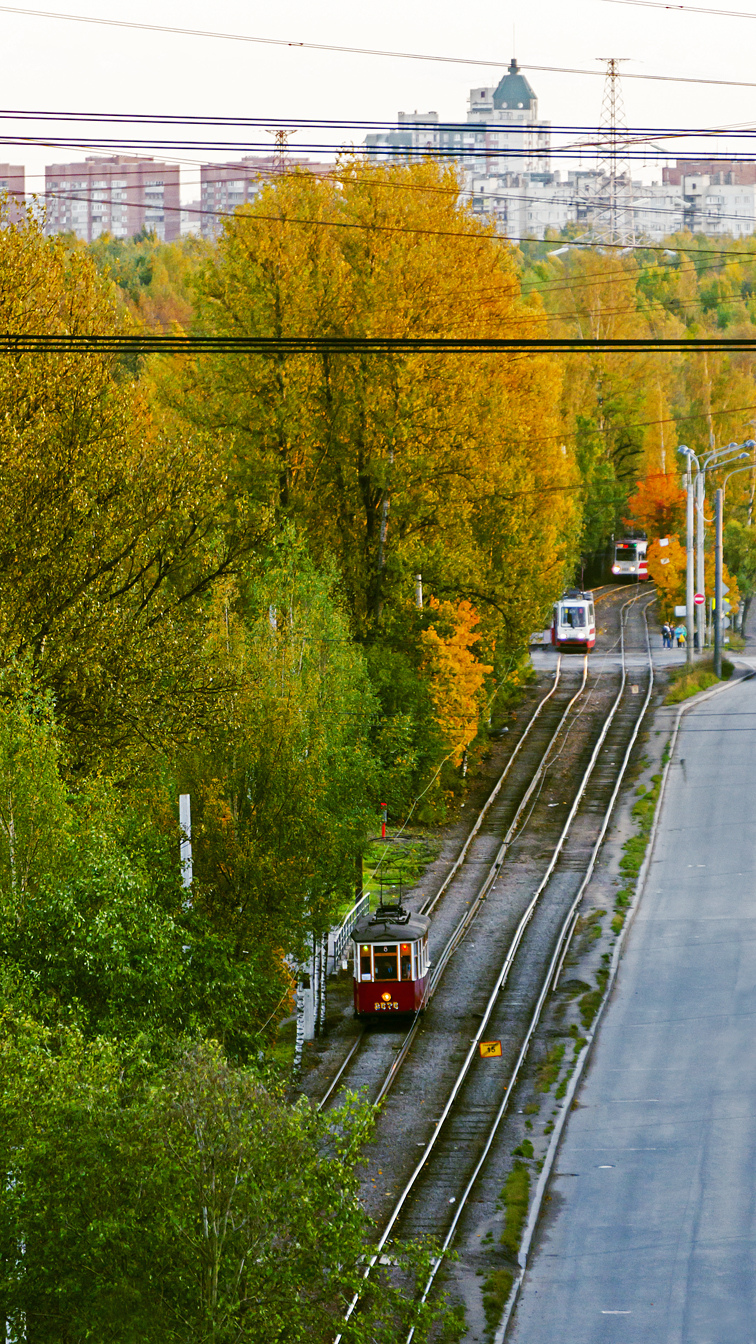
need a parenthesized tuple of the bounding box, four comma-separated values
(352, 910, 430, 943)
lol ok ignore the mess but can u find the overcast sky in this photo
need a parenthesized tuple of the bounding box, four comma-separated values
(1, 0, 754, 198)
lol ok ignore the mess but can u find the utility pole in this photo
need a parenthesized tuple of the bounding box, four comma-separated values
(714, 487, 723, 678)
(179, 793, 192, 889)
(595, 58, 634, 245)
(685, 456, 694, 667)
(695, 470, 705, 650)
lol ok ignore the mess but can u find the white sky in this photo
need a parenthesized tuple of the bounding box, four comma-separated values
(1, 0, 755, 200)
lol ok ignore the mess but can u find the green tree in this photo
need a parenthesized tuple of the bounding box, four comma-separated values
(0, 1030, 448, 1343)
(724, 518, 756, 632)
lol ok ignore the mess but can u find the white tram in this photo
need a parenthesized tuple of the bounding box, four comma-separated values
(612, 537, 649, 581)
(551, 588, 596, 651)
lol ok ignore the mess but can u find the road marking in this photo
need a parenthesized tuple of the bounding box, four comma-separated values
(602, 1310, 632, 1314)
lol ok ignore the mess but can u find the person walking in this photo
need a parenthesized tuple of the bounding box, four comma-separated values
(675, 623, 687, 648)
(662, 622, 672, 648)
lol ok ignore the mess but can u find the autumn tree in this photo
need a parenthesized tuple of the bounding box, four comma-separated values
(420, 599, 493, 765)
(646, 535, 686, 619)
(624, 472, 686, 539)
(0, 205, 256, 771)
(161, 160, 578, 645)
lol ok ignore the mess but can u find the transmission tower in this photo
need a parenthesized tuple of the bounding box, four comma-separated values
(271, 127, 293, 175)
(593, 58, 635, 245)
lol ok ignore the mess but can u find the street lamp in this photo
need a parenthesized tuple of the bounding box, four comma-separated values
(678, 441, 754, 659)
(678, 445, 695, 665)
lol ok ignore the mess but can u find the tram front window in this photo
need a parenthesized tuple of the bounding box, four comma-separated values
(374, 945, 399, 980)
(400, 943, 412, 980)
(360, 947, 372, 981)
(560, 605, 586, 628)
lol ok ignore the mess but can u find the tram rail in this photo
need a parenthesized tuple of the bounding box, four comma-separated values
(333, 592, 656, 1343)
(317, 584, 639, 1115)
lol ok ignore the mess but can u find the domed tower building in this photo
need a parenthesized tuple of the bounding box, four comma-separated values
(466, 59, 550, 175)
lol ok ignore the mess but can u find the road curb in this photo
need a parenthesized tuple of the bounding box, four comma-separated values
(494, 666, 753, 1342)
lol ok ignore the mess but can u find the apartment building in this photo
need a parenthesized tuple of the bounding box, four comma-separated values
(0, 164, 25, 224)
(199, 155, 325, 237)
(44, 156, 180, 242)
(365, 60, 551, 175)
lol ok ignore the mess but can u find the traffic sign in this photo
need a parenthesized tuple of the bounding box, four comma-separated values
(479, 1040, 502, 1058)
(694, 593, 705, 605)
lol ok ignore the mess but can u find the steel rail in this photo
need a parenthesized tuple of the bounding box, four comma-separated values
(491, 596, 656, 1341)
(318, 661, 565, 1113)
(416, 596, 656, 1340)
(333, 594, 647, 1342)
(322, 589, 633, 1115)
(325, 656, 590, 1115)
(420, 655, 565, 919)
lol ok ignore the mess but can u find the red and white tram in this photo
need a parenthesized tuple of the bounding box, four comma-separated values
(352, 902, 431, 1018)
(551, 589, 596, 651)
(612, 537, 649, 580)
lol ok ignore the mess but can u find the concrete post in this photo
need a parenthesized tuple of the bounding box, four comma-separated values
(714, 487, 723, 678)
(686, 462, 694, 666)
(179, 793, 192, 889)
(695, 470, 705, 649)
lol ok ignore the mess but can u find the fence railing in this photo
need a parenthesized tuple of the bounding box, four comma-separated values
(328, 894, 369, 974)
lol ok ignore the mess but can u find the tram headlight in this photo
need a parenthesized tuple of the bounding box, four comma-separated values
(612, 564, 620, 573)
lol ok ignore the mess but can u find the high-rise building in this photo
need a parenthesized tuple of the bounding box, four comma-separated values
(364, 60, 550, 175)
(44, 156, 180, 242)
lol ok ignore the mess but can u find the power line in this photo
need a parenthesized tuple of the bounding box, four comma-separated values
(2, 4, 756, 92)
(602, 0, 756, 18)
(7, 334, 756, 353)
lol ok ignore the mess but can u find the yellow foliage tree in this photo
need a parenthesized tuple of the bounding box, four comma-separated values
(646, 536, 686, 619)
(646, 536, 740, 623)
(420, 599, 492, 765)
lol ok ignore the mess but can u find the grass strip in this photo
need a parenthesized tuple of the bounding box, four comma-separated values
(665, 655, 733, 705)
(499, 1161, 531, 1258)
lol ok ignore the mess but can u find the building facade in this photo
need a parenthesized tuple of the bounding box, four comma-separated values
(199, 156, 325, 237)
(44, 156, 180, 242)
(365, 59, 550, 175)
(0, 164, 25, 224)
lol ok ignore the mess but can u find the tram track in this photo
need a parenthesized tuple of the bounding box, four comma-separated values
(318, 658, 591, 1113)
(333, 592, 656, 1342)
(317, 585, 642, 1116)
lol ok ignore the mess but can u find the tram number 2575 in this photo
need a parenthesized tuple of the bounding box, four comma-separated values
(374, 1000, 399, 1011)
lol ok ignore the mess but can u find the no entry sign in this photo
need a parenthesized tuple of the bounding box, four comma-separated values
(694, 593, 705, 605)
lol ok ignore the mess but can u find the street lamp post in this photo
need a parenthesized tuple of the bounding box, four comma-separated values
(679, 441, 754, 660)
(679, 446, 695, 666)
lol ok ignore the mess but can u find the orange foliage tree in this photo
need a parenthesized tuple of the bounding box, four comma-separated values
(420, 599, 493, 765)
(624, 472, 686, 539)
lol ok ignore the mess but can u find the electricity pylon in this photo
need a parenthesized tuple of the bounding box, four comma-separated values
(592, 58, 635, 245)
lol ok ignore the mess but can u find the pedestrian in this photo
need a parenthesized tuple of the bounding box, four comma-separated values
(675, 623, 687, 648)
(662, 622, 672, 648)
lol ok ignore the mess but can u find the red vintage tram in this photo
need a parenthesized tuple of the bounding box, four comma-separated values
(352, 901, 431, 1018)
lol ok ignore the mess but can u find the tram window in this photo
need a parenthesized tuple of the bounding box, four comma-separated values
(400, 942, 412, 980)
(616, 543, 636, 559)
(560, 605, 586, 628)
(374, 945, 399, 980)
(360, 949, 372, 981)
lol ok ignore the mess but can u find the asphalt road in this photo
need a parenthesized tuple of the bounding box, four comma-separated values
(509, 673, 756, 1344)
